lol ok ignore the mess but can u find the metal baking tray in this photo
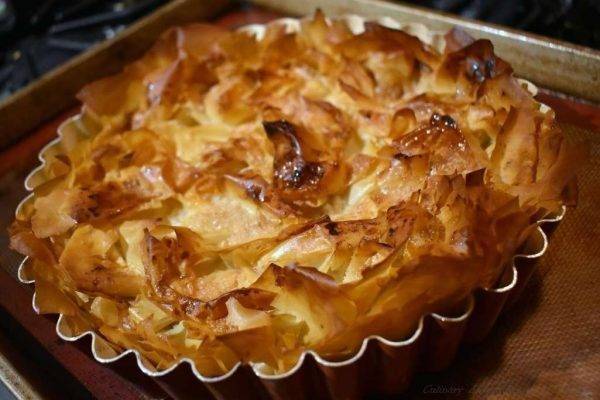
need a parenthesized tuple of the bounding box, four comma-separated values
(0, 0, 598, 399)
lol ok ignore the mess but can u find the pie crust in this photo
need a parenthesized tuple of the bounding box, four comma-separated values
(11, 11, 580, 378)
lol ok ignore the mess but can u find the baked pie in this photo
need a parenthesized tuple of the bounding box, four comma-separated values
(10, 11, 580, 377)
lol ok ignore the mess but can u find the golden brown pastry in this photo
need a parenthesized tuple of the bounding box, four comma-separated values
(10, 11, 581, 376)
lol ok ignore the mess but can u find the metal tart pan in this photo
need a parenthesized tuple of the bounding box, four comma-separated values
(15, 15, 564, 399)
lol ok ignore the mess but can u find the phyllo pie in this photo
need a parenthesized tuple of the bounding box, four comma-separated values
(10, 11, 581, 377)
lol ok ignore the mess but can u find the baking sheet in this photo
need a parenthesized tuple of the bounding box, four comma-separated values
(0, 2, 598, 398)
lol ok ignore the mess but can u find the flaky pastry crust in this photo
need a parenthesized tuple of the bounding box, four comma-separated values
(10, 12, 582, 376)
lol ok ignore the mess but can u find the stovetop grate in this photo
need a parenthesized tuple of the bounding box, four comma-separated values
(0, 0, 166, 102)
